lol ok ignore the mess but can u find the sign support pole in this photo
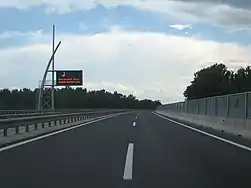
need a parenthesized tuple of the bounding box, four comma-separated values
(52, 25, 55, 111)
(37, 41, 61, 111)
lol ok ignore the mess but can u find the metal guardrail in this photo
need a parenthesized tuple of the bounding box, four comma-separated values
(0, 109, 117, 119)
(0, 112, 58, 119)
(0, 110, 125, 137)
(0, 109, 121, 114)
(0, 110, 39, 115)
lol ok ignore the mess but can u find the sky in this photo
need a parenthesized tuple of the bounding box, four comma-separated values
(1, 0, 251, 103)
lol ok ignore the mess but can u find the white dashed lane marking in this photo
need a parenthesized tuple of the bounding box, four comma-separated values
(133, 122, 136, 127)
(123, 143, 134, 180)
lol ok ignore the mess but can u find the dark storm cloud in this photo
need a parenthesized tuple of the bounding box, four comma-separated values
(165, 0, 251, 29)
(171, 0, 251, 9)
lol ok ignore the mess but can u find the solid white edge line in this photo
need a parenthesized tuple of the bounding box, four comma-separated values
(133, 122, 136, 127)
(123, 143, 134, 180)
(0, 112, 129, 153)
(153, 112, 251, 152)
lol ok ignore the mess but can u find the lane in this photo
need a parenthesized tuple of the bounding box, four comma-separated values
(133, 112, 251, 188)
(0, 112, 137, 188)
(155, 112, 251, 152)
(1, 110, 251, 188)
(156, 112, 251, 149)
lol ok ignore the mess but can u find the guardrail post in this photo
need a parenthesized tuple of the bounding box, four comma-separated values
(197, 101, 200, 114)
(26, 125, 29, 132)
(227, 95, 230, 117)
(245, 92, 248, 119)
(34, 123, 38, 130)
(15, 126, 19, 134)
(205, 99, 208, 115)
(214, 97, 217, 116)
(3, 128, 7, 136)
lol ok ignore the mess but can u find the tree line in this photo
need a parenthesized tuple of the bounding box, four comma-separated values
(0, 88, 161, 110)
(184, 63, 251, 100)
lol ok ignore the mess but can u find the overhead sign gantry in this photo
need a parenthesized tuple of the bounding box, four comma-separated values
(37, 25, 83, 111)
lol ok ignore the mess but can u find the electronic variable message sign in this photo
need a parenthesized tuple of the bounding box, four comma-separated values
(56, 70, 83, 86)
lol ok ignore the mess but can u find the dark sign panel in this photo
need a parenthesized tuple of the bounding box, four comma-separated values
(56, 70, 83, 86)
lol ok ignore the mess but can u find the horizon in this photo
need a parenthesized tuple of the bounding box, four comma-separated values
(1, 0, 251, 103)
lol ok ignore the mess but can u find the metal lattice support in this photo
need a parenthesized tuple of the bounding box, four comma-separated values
(38, 86, 52, 110)
(37, 25, 61, 112)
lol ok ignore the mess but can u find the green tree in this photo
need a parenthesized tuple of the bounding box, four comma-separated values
(0, 88, 161, 110)
(184, 63, 233, 100)
(232, 66, 251, 93)
(184, 63, 251, 100)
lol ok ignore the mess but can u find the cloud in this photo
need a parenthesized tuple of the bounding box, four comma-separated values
(1, 29, 251, 103)
(0, 0, 97, 12)
(169, 24, 192, 30)
(78, 22, 88, 31)
(1, 0, 251, 30)
(131, 1, 251, 30)
(0, 30, 44, 39)
(170, 0, 251, 10)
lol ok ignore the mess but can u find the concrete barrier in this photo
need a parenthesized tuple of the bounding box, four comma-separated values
(156, 110, 251, 140)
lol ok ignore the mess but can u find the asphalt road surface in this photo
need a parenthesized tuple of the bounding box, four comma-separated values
(0, 111, 251, 188)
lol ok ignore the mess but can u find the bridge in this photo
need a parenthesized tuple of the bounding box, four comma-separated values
(0, 105, 251, 188)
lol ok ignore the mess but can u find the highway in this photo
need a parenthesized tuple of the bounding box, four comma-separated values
(0, 111, 251, 188)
